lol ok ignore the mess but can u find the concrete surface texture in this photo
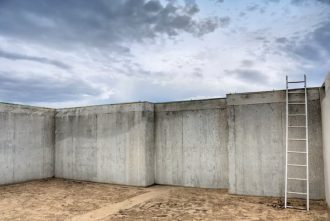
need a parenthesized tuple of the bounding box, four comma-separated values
(321, 73, 330, 205)
(227, 89, 324, 199)
(55, 102, 154, 186)
(0, 103, 55, 185)
(155, 99, 228, 188)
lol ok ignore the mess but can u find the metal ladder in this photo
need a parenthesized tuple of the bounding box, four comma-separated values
(285, 75, 309, 211)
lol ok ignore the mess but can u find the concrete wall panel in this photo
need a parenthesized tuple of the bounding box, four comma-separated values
(0, 103, 55, 185)
(155, 99, 228, 188)
(55, 102, 154, 187)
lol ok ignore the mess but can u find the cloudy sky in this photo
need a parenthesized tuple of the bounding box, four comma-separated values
(0, 0, 329, 107)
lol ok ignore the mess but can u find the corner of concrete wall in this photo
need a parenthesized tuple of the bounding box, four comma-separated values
(321, 72, 330, 206)
(0, 103, 55, 185)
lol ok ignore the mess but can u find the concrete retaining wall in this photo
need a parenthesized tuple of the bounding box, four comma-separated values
(228, 89, 324, 199)
(321, 73, 330, 205)
(155, 99, 228, 188)
(55, 102, 154, 186)
(0, 84, 326, 201)
(0, 103, 55, 185)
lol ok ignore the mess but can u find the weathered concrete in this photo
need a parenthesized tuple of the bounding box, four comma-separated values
(0, 103, 55, 185)
(227, 89, 324, 199)
(55, 102, 154, 186)
(155, 99, 228, 188)
(321, 73, 330, 205)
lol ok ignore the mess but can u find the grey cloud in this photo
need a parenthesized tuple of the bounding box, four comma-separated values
(291, 0, 304, 5)
(246, 4, 259, 11)
(144, 1, 162, 12)
(225, 69, 268, 83)
(193, 67, 203, 78)
(0, 0, 223, 49)
(292, 44, 322, 61)
(318, 0, 330, 4)
(0, 50, 71, 69)
(291, 0, 330, 5)
(0, 72, 101, 103)
(241, 60, 254, 67)
(219, 17, 231, 27)
(275, 37, 288, 44)
(280, 20, 330, 61)
(313, 21, 330, 54)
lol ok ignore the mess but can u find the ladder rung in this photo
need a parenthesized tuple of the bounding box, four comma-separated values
(288, 151, 306, 154)
(286, 205, 308, 210)
(287, 191, 307, 195)
(288, 138, 306, 141)
(288, 92, 305, 94)
(288, 81, 305, 83)
(288, 126, 306, 128)
(288, 103, 305, 105)
(288, 164, 307, 167)
(288, 114, 305, 116)
(288, 177, 307, 181)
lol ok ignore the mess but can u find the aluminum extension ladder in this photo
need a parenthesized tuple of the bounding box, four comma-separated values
(285, 75, 309, 211)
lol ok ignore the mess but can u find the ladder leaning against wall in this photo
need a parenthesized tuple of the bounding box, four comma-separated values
(285, 75, 309, 211)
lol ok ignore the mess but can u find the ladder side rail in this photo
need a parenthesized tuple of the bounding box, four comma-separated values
(285, 75, 289, 208)
(304, 75, 309, 211)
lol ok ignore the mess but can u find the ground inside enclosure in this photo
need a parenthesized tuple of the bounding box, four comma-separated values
(0, 179, 328, 221)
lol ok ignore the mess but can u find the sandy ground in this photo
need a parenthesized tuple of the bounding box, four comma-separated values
(0, 179, 328, 221)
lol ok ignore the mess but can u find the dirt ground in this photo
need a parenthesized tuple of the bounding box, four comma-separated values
(0, 179, 328, 221)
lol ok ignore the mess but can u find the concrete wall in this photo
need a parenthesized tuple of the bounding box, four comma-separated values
(228, 89, 324, 199)
(0, 103, 55, 185)
(155, 99, 228, 188)
(0, 84, 326, 201)
(55, 102, 154, 187)
(321, 73, 330, 205)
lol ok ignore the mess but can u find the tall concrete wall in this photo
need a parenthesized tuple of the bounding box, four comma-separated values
(155, 99, 228, 188)
(321, 73, 330, 205)
(228, 89, 324, 199)
(55, 102, 154, 187)
(0, 103, 55, 185)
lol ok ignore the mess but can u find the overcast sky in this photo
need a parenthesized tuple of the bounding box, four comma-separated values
(0, 0, 329, 107)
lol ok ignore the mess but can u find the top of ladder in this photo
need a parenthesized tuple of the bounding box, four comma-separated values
(288, 81, 304, 83)
(286, 75, 306, 87)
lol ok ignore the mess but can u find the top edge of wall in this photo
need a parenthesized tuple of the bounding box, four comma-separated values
(0, 102, 55, 115)
(155, 98, 227, 112)
(56, 102, 154, 116)
(227, 87, 320, 106)
(56, 101, 153, 111)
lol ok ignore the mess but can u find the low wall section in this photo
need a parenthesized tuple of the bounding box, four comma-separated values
(0, 103, 54, 185)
